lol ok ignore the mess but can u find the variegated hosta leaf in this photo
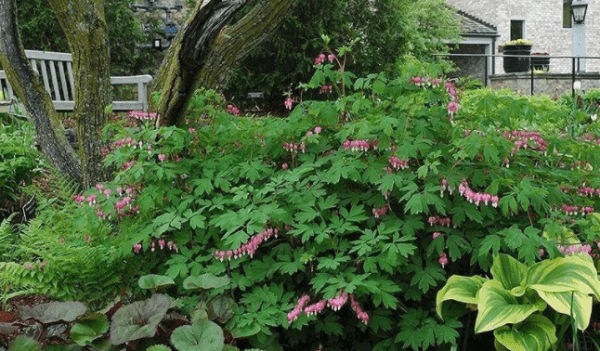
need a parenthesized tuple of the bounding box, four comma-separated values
(525, 254, 600, 298)
(534, 290, 592, 330)
(494, 314, 557, 351)
(436, 275, 487, 319)
(475, 280, 546, 334)
(491, 254, 527, 290)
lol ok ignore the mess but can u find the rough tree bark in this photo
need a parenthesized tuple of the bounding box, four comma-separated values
(1, 0, 295, 187)
(0, 0, 82, 183)
(153, 0, 296, 126)
(49, 0, 112, 189)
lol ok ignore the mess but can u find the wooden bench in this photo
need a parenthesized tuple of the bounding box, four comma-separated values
(0, 50, 152, 113)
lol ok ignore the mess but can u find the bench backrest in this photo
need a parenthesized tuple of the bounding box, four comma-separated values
(0, 50, 152, 112)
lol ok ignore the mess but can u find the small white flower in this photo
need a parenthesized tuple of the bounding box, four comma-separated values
(592, 114, 597, 121)
(574, 81, 582, 91)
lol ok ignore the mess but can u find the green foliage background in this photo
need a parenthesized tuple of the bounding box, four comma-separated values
(10, 60, 593, 350)
(224, 0, 460, 111)
(15, 0, 157, 75)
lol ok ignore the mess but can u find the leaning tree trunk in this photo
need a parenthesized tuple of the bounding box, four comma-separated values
(153, 0, 295, 126)
(49, 0, 112, 189)
(0, 0, 82, 183)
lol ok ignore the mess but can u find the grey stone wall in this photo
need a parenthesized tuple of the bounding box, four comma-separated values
(449, 44, 487, 83)
(447, 0, 600, 74)
(490, 72, 600, 98)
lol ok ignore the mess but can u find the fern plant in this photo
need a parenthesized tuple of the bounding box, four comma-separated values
(0, 199, 134, 307)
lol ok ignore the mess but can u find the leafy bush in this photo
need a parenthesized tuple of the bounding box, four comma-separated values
(0, 115, 38, 221)
(51, 53, 600, 351)
(15, 0, 157, 75)
(224, 0, 460, 112)
(0, 197, 134, 306)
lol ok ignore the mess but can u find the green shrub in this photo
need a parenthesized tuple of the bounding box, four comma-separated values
(0, 197, 135, 306)
(0, 116, 38, 221)
(64, 53, 600, 351)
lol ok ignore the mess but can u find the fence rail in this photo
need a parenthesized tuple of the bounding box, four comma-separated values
(435, 53, 600, 97)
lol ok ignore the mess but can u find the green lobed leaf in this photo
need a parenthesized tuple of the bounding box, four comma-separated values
(170, 320, 224, 351)
(475, 280, 546, 333)
(436, 275, 487, 319)
(493, 314, 557, 351)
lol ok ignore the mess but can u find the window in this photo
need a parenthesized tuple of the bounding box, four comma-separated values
(510, 20, 524, 41)
(564, 1, 572, 28)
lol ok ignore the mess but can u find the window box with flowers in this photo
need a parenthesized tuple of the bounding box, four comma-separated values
(501, 39, 533, 73)
(531, 52, 550, 71)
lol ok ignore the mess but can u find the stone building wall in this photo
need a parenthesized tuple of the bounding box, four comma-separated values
(449, 45, 488, 83)
(490, 72, 600, 98)
(447, 0, 600, 74)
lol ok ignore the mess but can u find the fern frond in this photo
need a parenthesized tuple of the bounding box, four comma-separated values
(52, 171, 81, 206)
(0, 214, 16, 258)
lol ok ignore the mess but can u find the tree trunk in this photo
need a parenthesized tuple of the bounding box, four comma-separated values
(2, 0, 293, 187)
(153, 0, 295, 126)
(0, 0, 82, 183)
(49, 0, 112, 189)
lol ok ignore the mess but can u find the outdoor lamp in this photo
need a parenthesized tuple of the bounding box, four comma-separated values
(153, 39, 161, 49)
(571, 0, 588, 24)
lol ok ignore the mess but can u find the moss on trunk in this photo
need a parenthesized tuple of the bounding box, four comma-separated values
(49, 0, 112, 188)
(0, 0, 82, 183)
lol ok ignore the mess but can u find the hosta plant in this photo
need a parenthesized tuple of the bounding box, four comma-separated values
(436, 253, 600, 351)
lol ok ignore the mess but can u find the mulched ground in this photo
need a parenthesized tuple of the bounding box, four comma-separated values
(1, 294, 52, 346)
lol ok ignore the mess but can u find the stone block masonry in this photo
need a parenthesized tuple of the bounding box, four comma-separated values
(490, 72, 600, 98)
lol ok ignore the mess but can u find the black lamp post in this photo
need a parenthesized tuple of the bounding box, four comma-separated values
(571, 0, 588, 24)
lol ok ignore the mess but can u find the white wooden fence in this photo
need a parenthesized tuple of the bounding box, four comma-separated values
(0, 50, 152, 113)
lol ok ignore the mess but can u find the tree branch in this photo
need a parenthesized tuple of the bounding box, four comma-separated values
(153, 0, 295, 125)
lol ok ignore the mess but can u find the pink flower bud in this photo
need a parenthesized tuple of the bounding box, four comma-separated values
(439, 252, 449, 268)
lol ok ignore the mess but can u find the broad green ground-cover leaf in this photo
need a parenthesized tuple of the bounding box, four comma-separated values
(138, 274, 176, 290)
(8, 336, 40, 351)
(110, 294, 171, 345)
(70, 313, 109, 346)
(170, 320, 224, 351)
(183, 273, 230, 290)
(18, 301, 87, 323)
